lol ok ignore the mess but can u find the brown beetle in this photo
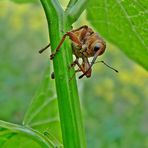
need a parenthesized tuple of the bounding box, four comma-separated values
(39, 25, 118, 79)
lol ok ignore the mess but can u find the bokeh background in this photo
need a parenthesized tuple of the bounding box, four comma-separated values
(0, 1, 148, 148)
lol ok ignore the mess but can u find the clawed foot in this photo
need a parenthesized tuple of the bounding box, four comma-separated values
(70, 62, 76, 67)
(68, 61, 77, 70)
(50, 53, 55, 60)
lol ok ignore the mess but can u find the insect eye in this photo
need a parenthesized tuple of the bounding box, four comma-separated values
(94, 45, 100, 52)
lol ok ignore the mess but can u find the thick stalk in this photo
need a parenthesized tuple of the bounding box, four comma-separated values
(66, 0, 88, 24)
(66, 0, 78, 11)
(40, 1, 86, 148)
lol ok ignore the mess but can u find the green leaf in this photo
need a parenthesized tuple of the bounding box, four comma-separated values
(0, 121, 50, 148)
(23, 66, 63, 147)
(87, 0, 148, 70)
(10, 0, 37, 4)
(1, 134, 41, 148)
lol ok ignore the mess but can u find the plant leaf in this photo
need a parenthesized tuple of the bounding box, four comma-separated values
(86, 0, 148, 70)
(23, 65, 62, 147)
(0, 134, 41, 148)
(0, 120, 50, 148)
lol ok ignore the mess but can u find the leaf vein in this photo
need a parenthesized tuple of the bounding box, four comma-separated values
(25, 97, 57, 125)
(116, 0, 147, 50)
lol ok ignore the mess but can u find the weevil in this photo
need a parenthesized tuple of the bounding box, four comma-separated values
(39, 25, 118, 79)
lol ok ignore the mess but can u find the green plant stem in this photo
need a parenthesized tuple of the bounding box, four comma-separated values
(40, 0, 86, 148)
(0, 120, 51, 148)
(66, 0, 78, 11)
(67, 0, 88, 24)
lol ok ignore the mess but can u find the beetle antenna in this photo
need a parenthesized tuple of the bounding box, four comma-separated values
(95, 60, 118, 73)
(79, 59, 118, 79)
(39, 43, 50, 54)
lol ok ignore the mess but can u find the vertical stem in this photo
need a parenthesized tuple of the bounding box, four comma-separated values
(66, 0, 78, 11)
(40, 1, 86, 148)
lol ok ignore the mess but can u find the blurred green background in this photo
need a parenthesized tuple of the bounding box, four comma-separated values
(0, 1, 148, 148)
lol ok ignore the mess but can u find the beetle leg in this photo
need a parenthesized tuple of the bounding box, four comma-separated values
(69, 57, 92, 79)
(73, 60, 86, 74)
(50, 32, 82, 60)
(39, 43, 50, 54)
(71, 25, 88, 32)
(77, 57, 92, 78)
(73, 59, 91, 77)
(70, 60, 91, 80)
(71, 25, 90, 42)
(69, 58, 79, 68)
(69, 69, 81, 81)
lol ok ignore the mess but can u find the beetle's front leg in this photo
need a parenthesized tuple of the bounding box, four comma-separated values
(70, 61, 91, 80)
(69, 58, 79, 68)
(71, 59, 91, 78)
(69, 69, 81, 81)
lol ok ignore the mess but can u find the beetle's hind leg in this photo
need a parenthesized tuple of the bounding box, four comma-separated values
(71, 25, 88, 32)
(50, 32, 82, 60)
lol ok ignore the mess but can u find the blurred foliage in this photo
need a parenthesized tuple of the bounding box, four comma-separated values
(10, 0, 37, 4)
(0, 1, 49, 123)
(0, 1, 148, 148)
